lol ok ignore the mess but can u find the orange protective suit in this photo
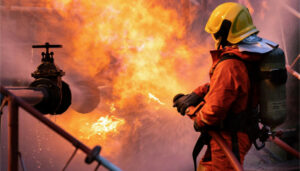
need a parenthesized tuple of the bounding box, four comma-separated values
(193, 46, 261, 171)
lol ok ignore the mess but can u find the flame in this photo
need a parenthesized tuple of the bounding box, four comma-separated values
(49, 0, 209, 103)
(110, 103, 116, 113)
(86, 115, 125, 140)
(54, 109, 128, 155)
(48, 0, 211, 156)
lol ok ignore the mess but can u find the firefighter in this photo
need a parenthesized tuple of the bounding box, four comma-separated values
(173, 2, 287, 171)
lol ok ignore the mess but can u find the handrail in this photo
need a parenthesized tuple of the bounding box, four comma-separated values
(0, 86, 122, 171)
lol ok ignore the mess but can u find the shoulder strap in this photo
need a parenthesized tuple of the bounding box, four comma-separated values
(210, 54, 244, 76)
(192, 133, 211, 171)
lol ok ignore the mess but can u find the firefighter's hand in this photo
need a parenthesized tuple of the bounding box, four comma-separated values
(173, 92, 202, 116)
(173, 93, 187, 115)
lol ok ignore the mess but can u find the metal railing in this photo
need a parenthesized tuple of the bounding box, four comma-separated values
(0, 86, 122, 171)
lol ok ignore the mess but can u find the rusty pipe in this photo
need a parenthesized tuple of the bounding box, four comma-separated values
(286, 65, 300, 80)
(269, 136, 300, 159)
(208, 131, 243, 171)
(8, 96, 19, 171)
(6, 87, 44, 105)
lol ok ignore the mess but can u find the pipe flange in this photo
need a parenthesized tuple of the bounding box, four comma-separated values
(85, 146, 101, 164)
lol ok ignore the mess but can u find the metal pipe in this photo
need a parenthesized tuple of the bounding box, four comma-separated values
(290, 54, 300, 68)
(208, 131, 243, 171)
(279, 1, 300, 19)
(0, 86, 121, 171)
(286, 65, 300, 80)
(8, 96, 19, 171)
(269, 136, 300, 159)
(96, 156, 122, 171)
(7, 87, 44, 105)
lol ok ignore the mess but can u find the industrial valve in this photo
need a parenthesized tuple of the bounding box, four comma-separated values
(30, 42, 71, 114)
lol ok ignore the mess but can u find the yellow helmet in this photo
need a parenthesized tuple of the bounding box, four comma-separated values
(205, 2, 259, 44)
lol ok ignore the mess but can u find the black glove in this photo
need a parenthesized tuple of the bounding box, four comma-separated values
(173, 92, 202, 116)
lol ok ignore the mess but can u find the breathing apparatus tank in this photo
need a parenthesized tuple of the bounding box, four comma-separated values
(259, 47, 287, 129)
(238, 35, 287, 129)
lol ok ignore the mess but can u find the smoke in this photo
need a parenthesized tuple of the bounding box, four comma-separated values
(0, 0, 299, 170)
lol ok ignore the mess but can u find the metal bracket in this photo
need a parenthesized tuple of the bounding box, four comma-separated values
(85, 146, 102, 164)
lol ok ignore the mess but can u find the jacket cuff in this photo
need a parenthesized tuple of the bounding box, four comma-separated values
(193, 83, 210, 98)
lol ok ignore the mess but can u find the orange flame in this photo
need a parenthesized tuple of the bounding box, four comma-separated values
(48, 0, 211, 155)
(55, 109, 127, 145)
(85, 115, 125, 140)
(110, 103, 116, 113)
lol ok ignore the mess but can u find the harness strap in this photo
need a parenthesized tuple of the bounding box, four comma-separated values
(192, 133, 211, 171)
(231, 131, 241, 162)
(210, 54, 244, 76)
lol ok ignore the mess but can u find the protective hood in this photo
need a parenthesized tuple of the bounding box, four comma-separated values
(210, 35, 277, 63)
(210, 45, 260, 64)
(237, 34, 278, 54)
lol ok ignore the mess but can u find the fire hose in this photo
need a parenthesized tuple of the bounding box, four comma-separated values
(186, 105, 243, 171)
(207, 130, 243, 171)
